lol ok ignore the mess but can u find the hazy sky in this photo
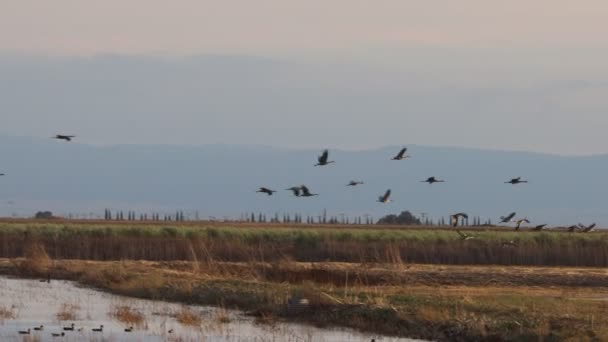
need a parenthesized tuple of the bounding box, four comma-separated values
(1, 1, 607, 155)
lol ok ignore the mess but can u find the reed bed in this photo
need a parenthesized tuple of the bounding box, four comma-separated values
(0, 222, 606, 266)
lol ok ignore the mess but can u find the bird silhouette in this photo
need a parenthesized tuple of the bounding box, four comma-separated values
(63, 323, 75, 331)
(286, 187, 301, 197)
(33, 325, 44, 331)
(391, 148, 410, 160)
(450, 213, 468, 227)
(579, 223, 597, 233)
(92, 325, 104, 332)
(300, 185, 318, 197)
(500, 212, 517, 223)
(0, 173, 4, 176)
(377, 189, 392, 203)
(456, 230, 475, 240)
(315, 149, 334, 166)
(422, 176, 444, 184)
(532, 224, 547, 231)
(124, 326, 134, 332)
(18, 329, 30, 335)
(505, 177, 528, 185)
(347, 180, 364, 186)
(567, 225, 580, 232)
(256, 187, 276, 196)
(514, 218, 530, 230)
(52, 332, 65, 337)
(53, 134, 76, 142)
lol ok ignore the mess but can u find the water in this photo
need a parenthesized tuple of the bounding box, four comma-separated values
(0, 277, 420, 341)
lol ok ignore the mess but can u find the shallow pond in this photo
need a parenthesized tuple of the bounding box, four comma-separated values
(0, 277, 420, 341)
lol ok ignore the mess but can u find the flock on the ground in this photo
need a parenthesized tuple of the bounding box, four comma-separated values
(255, 148, 598, 234)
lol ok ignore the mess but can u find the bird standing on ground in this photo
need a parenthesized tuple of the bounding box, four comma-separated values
(315, 149, 334, 166)
(377, 189, 392, 203)
(391, 148, 410, 160)
(256, 187, 276, 196)
(500, 212, 517, 223)
(347, 180, 364, 186)
(505, 177, 528, 185)
(422, 176, 444, 184)
(300, 185, 318, 197)
(450, 213, 468, 227)
(53, 134, 76, 142)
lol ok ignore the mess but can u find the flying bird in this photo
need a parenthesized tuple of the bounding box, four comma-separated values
(450, 213, 469, 227)
(514, 218, 530, 230)
(567, 225, 580, 232)
(505, 177, 528, 185)
(256, 187, 276, 196)
(422, 176, 444, 184)
(579, 223, 597, 233)
(315, 149, 334, 166)
(500, 212, 517, 223)
(53, 134, 76, 142)
(300, 185, 318, 197)
(347, 180, 364, 186)
(0, 173, 4, 176)
(377, 189, 392, 203)
(532, 224, 547, 231)
(456, 230, 475, 240)
(391, 148, 410, 160)
(286, 187, 301, 197)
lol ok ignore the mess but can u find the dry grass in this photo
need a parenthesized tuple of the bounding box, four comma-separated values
(18, 242, 51, 275)
(56, 303, 80, 321)
(175, 307, 202, 327)
(111, 305, 146, 327)
(0, 305, 17, 320)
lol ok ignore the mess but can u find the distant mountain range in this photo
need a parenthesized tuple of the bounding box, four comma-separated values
(0, 135, 606, 226)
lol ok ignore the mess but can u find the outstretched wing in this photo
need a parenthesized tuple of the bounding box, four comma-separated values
(396, 148, 406, 158)
(318, 149, 329, 164)
(300, 185, 311, 196)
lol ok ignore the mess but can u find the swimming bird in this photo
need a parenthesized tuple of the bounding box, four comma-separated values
(579, 223, 597, 233)
(63, 323, 75, 331)
(377, 189, 392, 203)
(33, 325, 44, 331)
(53, 134, 76, 142)
(391, 148, 410, 160)
(456, 230, 475, 240)
(124, 326, 134, 332)
(286, 187, 301, 197)
(532, 224, 547, 231)
(422, 176, 444, 184)
(500, 212, 517, 223)
(52, 332, 65, 337)
(168, 329, 174, 334)
(256, 187, 276, 196)
(92, 325, 104, 332)
(315, 149, 334, 166)
(450, 213, 468, 227)
(347, 180, 364, 186)
(300, 185, 318, 197)
(18, 329, 30, 335)
(514, 218, 530, 230)
(505, 177, 528, 185)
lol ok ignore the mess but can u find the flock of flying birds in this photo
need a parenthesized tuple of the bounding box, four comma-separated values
(0, 137, 596, 234)
(256, 148, 598, 235)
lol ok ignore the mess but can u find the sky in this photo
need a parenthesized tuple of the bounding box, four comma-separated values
(1, 1, 607, 155)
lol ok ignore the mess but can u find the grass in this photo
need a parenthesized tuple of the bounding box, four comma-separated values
(0, 221, 606, 266)
(1, 258, 607, 341)
(56, 303, 80, 321)
(110, 305, 145, 327)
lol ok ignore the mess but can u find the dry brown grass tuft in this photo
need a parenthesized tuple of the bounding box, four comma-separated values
(111, 305, 146, 326)
(19, 242, 52, 275)
(0, 305, 17, 320)
(175, 307, 202, 327)
(56, 303, 80, 321)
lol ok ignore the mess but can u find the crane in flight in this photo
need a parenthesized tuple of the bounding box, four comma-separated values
(391, 148, 410, 160)
(299, 185, 318, 197)
(377, 189, 392, 203)
(347, 180, 364, 186)
(256, 187, 276, 196)
(505, 177, 528, 185)
(422, 176, 445, 184)
(450, 213, 468, 227)
(315, 149, 334, 166)
(500, 212, 517, 223)
(53, 134, 76, 142)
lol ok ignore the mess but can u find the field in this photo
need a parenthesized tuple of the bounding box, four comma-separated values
(2, 219, 608, 341)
